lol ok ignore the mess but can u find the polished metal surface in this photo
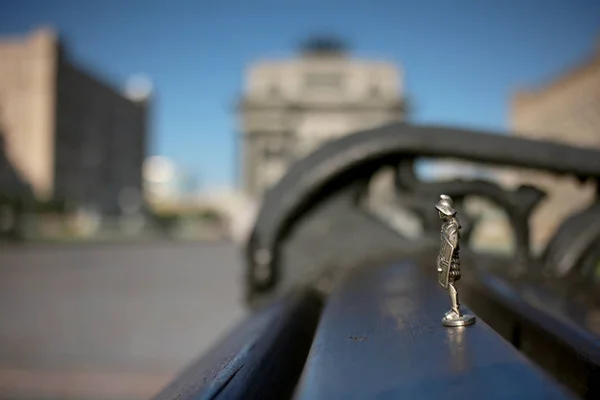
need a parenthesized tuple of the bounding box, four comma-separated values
(436, 194, 476, 327)
(441, 313, 477, 327)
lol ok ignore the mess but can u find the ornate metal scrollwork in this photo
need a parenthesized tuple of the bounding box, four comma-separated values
(389, 158, 546, 274)
(542, 203, 600, 278)
(245, 122, 600, 306)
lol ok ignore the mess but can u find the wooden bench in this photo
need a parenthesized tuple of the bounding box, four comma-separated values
(155, 260, 587, 399)
(462, 267, 600, 399)
(294, 261, 575, 399)
(152, 290, 322, 400)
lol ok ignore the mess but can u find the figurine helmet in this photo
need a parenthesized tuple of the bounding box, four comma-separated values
(435, 194, 457, 216)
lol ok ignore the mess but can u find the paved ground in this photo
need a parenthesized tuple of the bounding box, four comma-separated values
(0, 240, 246, 399)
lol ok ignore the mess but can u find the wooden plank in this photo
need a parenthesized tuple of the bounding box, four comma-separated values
(153, 290, 321, 400)
(462, 270, 600, 398)
(294, 262, 575, 400)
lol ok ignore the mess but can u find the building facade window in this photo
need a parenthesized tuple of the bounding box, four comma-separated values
(267, 84, 281, 98)
(369, 85, 381, 98)
(262, 139, 284, 159)
(304, 72, 343, 89)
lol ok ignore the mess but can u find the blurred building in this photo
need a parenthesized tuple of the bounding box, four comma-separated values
(237, 37, 407, 198)
(0, 133, 33, 200)
(0, 27, 149, 214)
(508, 39, 600, 249)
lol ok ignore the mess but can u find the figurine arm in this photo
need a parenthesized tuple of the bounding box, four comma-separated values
(446, 223, 459, 247)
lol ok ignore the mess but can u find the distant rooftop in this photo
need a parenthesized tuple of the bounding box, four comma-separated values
(299, 35, 349, 57)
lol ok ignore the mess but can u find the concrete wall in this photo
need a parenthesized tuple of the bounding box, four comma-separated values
(54, 59, 147, 214)
(509, 45, 600, 249)
(239, 52, 406, 198)
(0, 28, 57, 200)
(0, 27, 148, 214)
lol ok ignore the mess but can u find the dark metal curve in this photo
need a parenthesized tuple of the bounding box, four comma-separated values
(392, 177, 546, 274)
(248, 122, 600, 291)
(542, 203, 600, 277)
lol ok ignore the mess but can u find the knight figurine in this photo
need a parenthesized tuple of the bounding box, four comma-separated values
(435, 194, 476, 327)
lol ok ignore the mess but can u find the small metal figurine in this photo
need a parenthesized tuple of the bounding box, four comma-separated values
(435, 194, 476, 327)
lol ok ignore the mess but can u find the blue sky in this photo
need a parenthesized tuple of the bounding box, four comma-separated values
(1, 0, 599, 189)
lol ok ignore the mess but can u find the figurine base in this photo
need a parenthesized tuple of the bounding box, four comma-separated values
(442, 313, 476, 327)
